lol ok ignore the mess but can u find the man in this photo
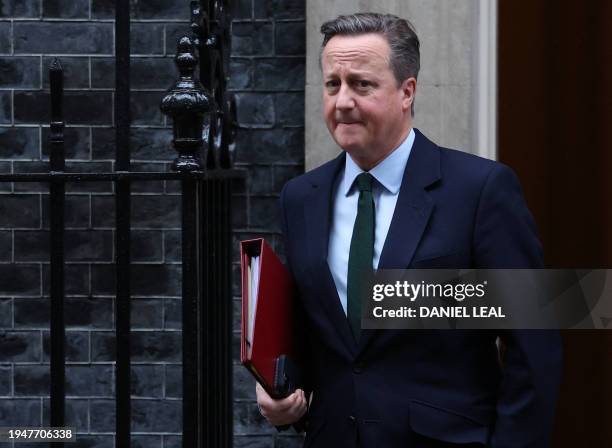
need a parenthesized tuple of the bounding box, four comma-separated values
(256, 12, 562, 448)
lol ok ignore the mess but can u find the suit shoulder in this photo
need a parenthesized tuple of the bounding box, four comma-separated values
(437, 146, 516, 185)
(280, 156, 339, 201)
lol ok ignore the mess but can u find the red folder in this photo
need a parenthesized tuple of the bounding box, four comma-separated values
(240, 238, 300, 399)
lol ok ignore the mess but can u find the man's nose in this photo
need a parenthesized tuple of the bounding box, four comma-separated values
(335, 84, 355, 110)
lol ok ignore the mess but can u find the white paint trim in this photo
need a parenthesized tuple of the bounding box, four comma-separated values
(475, 0, 498, 160)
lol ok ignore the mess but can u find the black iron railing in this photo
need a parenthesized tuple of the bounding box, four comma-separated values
(0, 1, 240, 447)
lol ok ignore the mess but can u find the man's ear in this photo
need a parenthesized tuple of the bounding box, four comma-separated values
(401, 77, 417, 112)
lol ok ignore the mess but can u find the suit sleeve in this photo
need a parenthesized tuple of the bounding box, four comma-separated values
(278, 182, 313, 433)
(473, 164, 563, 448)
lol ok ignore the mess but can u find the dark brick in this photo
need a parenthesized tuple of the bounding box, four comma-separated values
(131, 264, 181, 296)
(130, 163, 166, 193)
(234, 364, 256, 400)
(272, 164, 302, 193)
(0, 127, 39, 159)
(247, 166, 272, 194)
(67, 434, 114, 448)
(14, 364, 49, 396)
(0, 1, 40, 18)
(164, 364, 180, 398)
(91, 195, 114, 227)
(42, 263, 90, 296)
(232, 298, 241, 331)
(91, 330, 182, 362)
(0, 90, 11, 123)
(275, 21, 305, 55)
(14, 22, 114, 54)
(232, 22, 273, 56)
(92, 127, 174, 161)
(12, 161, 48, 192)
(131, 91, 165, 126)
(132, 230, 163, 262)
(163, 297, 180, 330)
(235, 128, 303, 164)
(14, 297, 48, 328)
(90, 0, 113, 19)
(132, 195, 180, 228)
(14, 230, 48, 261)
(132, 399, 181, 432)
(42, 126, 90, 160)
(91, 57, 175, 90)
(163, 230, 181, 262)
(164, 23, 192, 56)
(0, 265, 40, 296)
(42, 330, 89, 362)
(235, 93, 274, 127)
(254, 58, 304, 91)
(0, 21, 10, 53)
(132, 23, 164, 55)
(0, 399, 41, 426)
(131, 364, 164, 397)
(274, 92, 304, 126)
(0, 331, 41, 362)
(14, 91, 113, 125)
(229, 58, 253, 90)
(0, 364, 10, 396)
(164, 435, 182, 448)
(0, 56, 41, 88)
(66, 230, 113, 262)
(14, 230, 112, 262)
(90, 331, 114, 362)
(89, 399, 114, 431)
(0, 161, 10, 191)
(42, 57, 89, 89)
(132, 0, 188, 20)
(232, 0, 252, 19)
(42, 194, 90, 228)
(232, 194, 248, 228)
(131, 298, 164, 329)
(132, 435, 163, 448)
(68, 297, 112, 328)
(255, 0, 304, 19)
(42, 398, 89, 432)
(132, 331, 181, 362)
(0, 298, 11, 326)
(65, 161, 113, 193)
(234, 436, 275, 447)
(250, 196, 281, 230)
(275, 436, 306, 447)
(43, 0, 89, 18)
(66, 364, 113, 397)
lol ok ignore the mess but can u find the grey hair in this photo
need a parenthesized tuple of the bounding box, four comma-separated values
(320, 12, 420, 114)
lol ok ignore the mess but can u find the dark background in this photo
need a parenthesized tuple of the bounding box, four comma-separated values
(499, 0, 612, 446)
(0, 0, 305, 446)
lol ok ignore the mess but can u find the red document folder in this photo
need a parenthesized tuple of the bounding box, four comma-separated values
(240, 238, 299, 399)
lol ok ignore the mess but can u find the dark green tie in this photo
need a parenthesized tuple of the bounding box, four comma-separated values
(347, 172, 375, 340)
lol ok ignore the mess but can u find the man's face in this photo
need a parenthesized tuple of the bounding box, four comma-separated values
(321, 33, 415, 168)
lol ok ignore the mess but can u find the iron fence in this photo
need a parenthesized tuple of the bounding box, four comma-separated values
(0, 1, 241, 447)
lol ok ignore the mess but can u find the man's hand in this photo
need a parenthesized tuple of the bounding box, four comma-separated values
(256, 382, 307, 426)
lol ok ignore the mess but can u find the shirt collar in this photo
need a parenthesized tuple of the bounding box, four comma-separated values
(342, 128, 415, 196)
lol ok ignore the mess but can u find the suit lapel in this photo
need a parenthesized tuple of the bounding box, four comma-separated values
(358, 129, 441, 354)
(304, 152, 357, 356)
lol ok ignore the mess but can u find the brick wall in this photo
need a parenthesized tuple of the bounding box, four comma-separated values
(0, 0, 305, 447)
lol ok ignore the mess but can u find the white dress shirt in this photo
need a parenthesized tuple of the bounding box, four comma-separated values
(327, 129, 415, 315)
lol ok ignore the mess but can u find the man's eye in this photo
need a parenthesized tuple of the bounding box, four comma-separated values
(325, 81, 340, 88)
(357, 80, 371, 88)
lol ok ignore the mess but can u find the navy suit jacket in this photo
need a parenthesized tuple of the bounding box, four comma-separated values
(279, 129, 562, 448)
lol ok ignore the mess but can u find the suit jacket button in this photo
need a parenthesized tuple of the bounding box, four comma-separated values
(348, 415, 356, 424)
(353, 362, 364, 374)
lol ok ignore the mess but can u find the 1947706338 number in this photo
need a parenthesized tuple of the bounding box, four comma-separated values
(0, 428, 76, 443)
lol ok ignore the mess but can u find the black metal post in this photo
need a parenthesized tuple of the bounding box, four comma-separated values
(49, 58, 65, 448)
(115, 0, 131, 446)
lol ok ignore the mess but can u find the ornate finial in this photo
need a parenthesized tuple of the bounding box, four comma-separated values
(160, 36, 212, 172)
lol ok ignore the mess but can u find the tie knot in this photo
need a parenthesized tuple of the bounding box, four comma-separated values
(355, 172, 373, 192)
